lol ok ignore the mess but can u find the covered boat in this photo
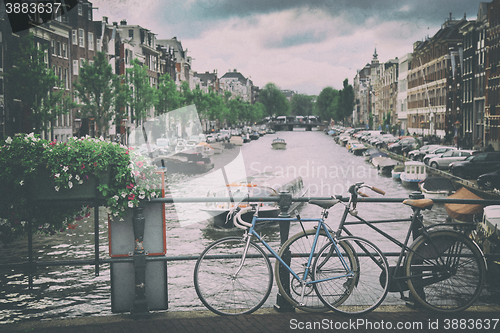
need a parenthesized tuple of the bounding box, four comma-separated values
(271, 137, 287, 149)
(153, 150, 214, 174)
(202, 173, 308, 228)
(371, 157, 399, 176)
(418, 176, 456, 198)
(445, 187, 485, 223)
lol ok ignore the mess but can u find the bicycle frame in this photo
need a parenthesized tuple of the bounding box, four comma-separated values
(238, 208, 355, 305)
(336, 187, 479, 295)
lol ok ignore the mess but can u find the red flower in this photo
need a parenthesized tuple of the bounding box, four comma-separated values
(81, 164, 85, 169)
(94, 162, 97, 167)
(128, 194, 135, 200)
(49, 140, 57, 146)
(126, 182, 134, 189)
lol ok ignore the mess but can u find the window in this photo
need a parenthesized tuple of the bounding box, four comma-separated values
(78, 4, 82, 16)
(88, 32, 94, 50)
(129, 29, 134, 38)
(88, 8, 92, 20)
(64, 68, 68, 89)
(62, 43, 67, 58)
(72, 30, 77, 45)
(51, 40, 55, 55)
(79, 58, 85, 67)
(73, 60, 78, 75)
(57, 41, 61, 56)
(96, 39, 101, 52)
(78, 29, 85, 48)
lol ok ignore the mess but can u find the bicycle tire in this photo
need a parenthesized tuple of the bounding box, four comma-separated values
(405, 230, 486, 312)
(194, 236, 273, 315)
(313, 236, 390, 315)
(275, 229, 356, 312)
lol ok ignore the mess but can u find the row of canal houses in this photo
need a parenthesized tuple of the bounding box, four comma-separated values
(0, 0, 257, 142)
(353, 1, 500, 151)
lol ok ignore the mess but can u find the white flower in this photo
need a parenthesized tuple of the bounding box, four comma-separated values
(68, 181, 73, 189)
(113, 195, 119, 201)
(75, 175, 80, 181)
(127, 201, 134, 208)
(55, 186, 60, 192)
(19, 180, 24, 186)
(121, 192, 127, 198)
(55, 173, 60, 178)
(5, 137, 12, 144)
(63, 166, 69, 172)
(69, 174, 73, 180)
(78, 180, 83, 185)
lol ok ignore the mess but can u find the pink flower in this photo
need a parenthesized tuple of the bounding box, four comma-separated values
(135, 161, 144, 168)
(126, 182, 134, 189)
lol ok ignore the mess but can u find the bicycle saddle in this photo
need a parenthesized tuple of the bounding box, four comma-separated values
(402, 198, 433, 209)
(309, 198, 339, 209)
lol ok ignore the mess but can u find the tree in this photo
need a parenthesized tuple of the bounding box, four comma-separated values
(258, 83, 289, 117)
(155, 74, 182, 115)
(126, 59, 156, 128)
(316, 87, 339, 122)
(7, 33, 68, 135)
(73, 52, 115, 137)
(290, 94, 313, 116)
(338, 79, 355, 125)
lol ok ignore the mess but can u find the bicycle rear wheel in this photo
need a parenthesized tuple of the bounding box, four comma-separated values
(275, 229, 355, 312)
(313, 236, 389, 315)
(194, 236, 273, 315)
(405, 230, 486, 312)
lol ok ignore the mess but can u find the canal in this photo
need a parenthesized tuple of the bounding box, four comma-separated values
(0, 130, 495, 324)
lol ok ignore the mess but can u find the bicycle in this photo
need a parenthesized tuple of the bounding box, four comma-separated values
(334, 182, 487, 313)
(193, 201, 389, 315)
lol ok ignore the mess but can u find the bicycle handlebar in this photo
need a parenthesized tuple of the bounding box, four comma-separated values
(233, 207, 254, 230)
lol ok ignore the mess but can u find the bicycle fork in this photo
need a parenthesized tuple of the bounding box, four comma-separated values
(231, 234, 253, 280)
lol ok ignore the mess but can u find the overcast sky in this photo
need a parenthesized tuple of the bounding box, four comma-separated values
(90, 0, 484, 95)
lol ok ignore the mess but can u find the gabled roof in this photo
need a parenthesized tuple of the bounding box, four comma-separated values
(220, 70, 252, 85)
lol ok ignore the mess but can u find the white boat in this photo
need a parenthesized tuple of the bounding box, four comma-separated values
(271, 137, 287, 150)
(202, 173, 307, 228)
(195, 142, 215, 156)
(418, 177, 456, 198)
(400, 161, 427, 189)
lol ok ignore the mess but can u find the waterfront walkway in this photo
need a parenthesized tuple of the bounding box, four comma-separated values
(3, 305, 500, 333)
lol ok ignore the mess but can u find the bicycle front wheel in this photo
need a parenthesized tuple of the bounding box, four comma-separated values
(194, 236, 273, 315)
(405, 230, 486, 312)
(275, 229, 354, 312)
(313, 236, 389, 315)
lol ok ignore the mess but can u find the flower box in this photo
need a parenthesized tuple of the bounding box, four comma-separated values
(31, 171, 110, 202)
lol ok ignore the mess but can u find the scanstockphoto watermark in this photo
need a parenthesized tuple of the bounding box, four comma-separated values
(290, 318, 424, 331)
(249, 161, 378, 196)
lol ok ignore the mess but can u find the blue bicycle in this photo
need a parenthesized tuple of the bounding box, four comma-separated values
(194, 199, 389, 315)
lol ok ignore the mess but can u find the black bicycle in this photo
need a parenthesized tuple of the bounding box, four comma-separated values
(334, 182, 487, 312)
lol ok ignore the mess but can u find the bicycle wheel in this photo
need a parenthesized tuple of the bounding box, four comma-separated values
(313, 236, 389, 315)
(405, 230, 486, 312)
(194, 236, 273, 315)
(275, 228, 356, 312)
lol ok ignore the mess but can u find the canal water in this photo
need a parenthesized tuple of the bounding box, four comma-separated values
(0, 130, 494, 324)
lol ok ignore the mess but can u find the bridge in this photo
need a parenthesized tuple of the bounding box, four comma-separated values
(270, 121, 325, 131)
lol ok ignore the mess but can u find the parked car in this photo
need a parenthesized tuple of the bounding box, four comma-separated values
(477, 170, 500, 190)
(422, 146, 457, 165)
(206, 134, 216, 143)
(387, 137, 417, 155)
(428, 150, 475, 170)
(450, 152, 500, 179)
(407, 144, 442, 161)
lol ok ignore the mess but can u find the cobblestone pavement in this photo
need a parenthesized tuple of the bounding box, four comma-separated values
(3, 305, 500, 333)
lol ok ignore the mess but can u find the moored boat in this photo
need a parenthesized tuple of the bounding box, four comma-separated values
(418, 176, 456, 198)
(153, 150, 214, 174)
(400, 161, 427, 189)
(444, 187, 485, 223)
(202, 173, 308, 228)
(371, 156, 399, 176)
(391, 164, 404, 180)
(271, 137, 287, 149)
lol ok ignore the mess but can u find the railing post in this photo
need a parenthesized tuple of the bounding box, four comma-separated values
(130, 205, 150, 316)
(274, 190, 295, 312)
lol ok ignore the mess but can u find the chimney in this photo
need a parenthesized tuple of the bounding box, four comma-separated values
(102, 16, 108, 23)
(120, 19, 127, 25)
